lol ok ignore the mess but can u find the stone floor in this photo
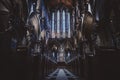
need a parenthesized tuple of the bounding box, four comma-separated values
(46, 68, 79, 80)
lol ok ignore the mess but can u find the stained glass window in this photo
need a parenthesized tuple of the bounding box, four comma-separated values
(52, 12, 54, 32)
(63, 10, 65, 33)
(52, 12, 55, 38)
(51, 10, 71, 38)
(68, 12, 71, 38)
(57, 10, 60, 34)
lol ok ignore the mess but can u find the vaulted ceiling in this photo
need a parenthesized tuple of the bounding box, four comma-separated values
(44, 0, 76, 10)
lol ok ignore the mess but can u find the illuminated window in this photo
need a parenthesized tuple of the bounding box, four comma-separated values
(51, 9, 70, 38)
(52, 12, 55, 32)
(68, 12, 71, 38)
(57, 10, 60, 33)
(52, 12, 55, 38)
(63, 10, 65, 33)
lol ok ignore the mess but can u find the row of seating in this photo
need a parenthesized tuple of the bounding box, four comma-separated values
(1, 45, 57, 80)
(67, 46, 120, 80)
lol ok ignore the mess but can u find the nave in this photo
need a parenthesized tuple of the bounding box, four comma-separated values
(0, 0, 120, 80)
(1, 47, 120, 80)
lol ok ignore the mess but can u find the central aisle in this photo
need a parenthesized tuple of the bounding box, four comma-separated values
(56, 69, 68, 80)
(46, 68, 79, 80)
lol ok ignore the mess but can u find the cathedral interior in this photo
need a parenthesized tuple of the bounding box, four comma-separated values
(0, 0, 120, 80)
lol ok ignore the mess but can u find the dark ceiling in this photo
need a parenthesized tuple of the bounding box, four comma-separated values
(44, 0, 76, 9)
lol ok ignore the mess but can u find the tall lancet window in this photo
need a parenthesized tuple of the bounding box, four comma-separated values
(65, 11, 68, 32)
(51, 8, 71, 38)
(68, 13, 71, 38)
(57, 10, 60, 38)
(52, 12, 55, 38)
(62, 10, 65, 33)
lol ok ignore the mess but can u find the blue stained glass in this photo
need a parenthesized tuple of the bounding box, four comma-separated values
(68, 13, 71, 37)
(63, 10, 65, 33)
(52, 13, 54, 32)
(68, 13, 70, 29)
(51, 10, 71, 38)
(57, 10, 60, 33)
